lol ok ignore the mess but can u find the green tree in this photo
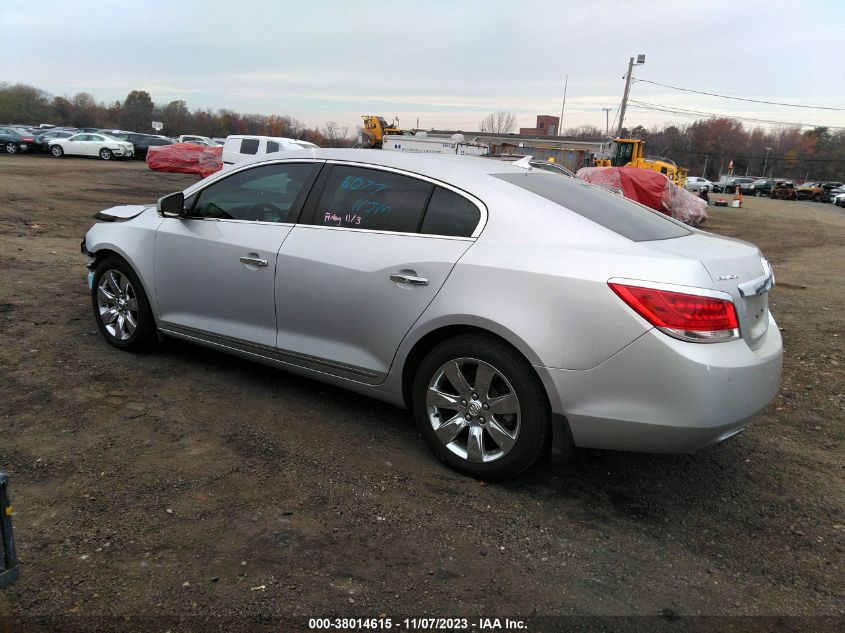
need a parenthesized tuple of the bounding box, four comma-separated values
(119, 90, 154, 132)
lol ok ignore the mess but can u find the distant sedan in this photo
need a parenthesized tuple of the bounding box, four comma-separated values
(82, 149, 782, 478)
(50, 133, 134, 160)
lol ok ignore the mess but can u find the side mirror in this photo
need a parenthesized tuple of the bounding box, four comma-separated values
(157, 191, 184, 217)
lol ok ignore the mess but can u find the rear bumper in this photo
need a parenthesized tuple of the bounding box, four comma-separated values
(537, 314, 783, 453)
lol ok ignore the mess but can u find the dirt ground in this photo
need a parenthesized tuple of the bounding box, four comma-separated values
(0, 155, 843, 631)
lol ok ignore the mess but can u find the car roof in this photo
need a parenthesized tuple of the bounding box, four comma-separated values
(185, 148, 536, 197)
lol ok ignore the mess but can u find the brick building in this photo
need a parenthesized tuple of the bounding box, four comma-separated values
(519, 115, 560, 136)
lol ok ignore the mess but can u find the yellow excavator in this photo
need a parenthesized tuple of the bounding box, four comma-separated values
(595, 138, 687, 187)
(360, 115, 413, 148)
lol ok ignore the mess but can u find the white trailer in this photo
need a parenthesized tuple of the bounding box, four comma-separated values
(382, 132, 489, 156)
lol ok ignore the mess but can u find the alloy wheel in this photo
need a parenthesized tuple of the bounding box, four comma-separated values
(5, 142, 16, 154)
(97, 269, 138, 341)
(426, 357, 521, 463)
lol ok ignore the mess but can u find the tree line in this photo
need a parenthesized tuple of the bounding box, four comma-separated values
(558, 120, 845, 182)
(0, 83, 353, 146)
(4, 82, 842, 180)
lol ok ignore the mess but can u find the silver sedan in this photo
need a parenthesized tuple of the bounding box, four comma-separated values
(82, 149, 782, 479)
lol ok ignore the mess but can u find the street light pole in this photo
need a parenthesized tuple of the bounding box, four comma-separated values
(617, 54, 645, 137)
(763, 147, 772, 177)
(602, 107, 612, 135)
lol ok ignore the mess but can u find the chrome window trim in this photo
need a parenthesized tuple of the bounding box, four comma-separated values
(607, 277, 735, 302)
(178, 156, 488, 238)
(293, 224, 473, 241)
(320, 159, 488, 238)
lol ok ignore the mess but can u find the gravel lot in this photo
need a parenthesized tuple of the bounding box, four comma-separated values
(0, 155, 843, 631)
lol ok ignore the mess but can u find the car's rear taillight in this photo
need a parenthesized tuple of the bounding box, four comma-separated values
(609, 281, 740, 343)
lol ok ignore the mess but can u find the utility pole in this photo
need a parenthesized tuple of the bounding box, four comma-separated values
(763, 147, 772, 177)
(602, 107, 612, 135)
(703, 155, 709, 179)
(559, 74, 568, 136)
(617, 54, 645, 137)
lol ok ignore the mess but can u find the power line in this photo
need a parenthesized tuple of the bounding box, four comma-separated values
(628, 99, 845, 130)
(633, 78, 845, 111)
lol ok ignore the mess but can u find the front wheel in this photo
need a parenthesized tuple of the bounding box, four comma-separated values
(91, 257, 157, 351)
(412, 334, 553, 479)
(50, 145, 64, 157)
(99, 148, 113, 160)
(756, 191, 763, 197)
(5, 142, 17, 154)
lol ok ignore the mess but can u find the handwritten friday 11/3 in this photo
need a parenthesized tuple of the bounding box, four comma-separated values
(324, 174, 392, 226)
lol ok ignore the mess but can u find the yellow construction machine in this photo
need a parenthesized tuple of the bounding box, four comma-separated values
(595, 138, 687, 187)
(360, 115, 412, 148)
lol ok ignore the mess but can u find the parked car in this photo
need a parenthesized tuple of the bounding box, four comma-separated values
(741, 178, 776, 197)
(49, 133, 133, 160)
(0, 126, 37, 154)
(712, 177, 755, 193)
(177, 134, 214, 145)
(34, 129, 76, 152)
(212, 137, 227, 146)
(821, 182, 844, 203)
(796, 182, 824, 201)
(81, 149, 782, 478)
(684, 176, 714, 193)
(770, 181, 797, 200)
(0, 473, 18, 588)
(123, 133, 174, 159)
(833, 191, 845, 207)
(222, 135, 318, 166)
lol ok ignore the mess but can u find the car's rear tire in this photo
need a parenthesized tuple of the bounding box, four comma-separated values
(5, 142, 17, 154)
(756, 191, 763, 197)
(50, 145, 63, 157)
(812, 193, 820, 202)
(99, 148, 113, 161)
(91, 256, 157, 352)
(411, 334, 553, 479)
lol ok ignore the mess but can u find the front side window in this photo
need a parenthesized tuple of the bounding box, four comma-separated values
(311, 166, 433, 233)
(189, 163, 317, 223)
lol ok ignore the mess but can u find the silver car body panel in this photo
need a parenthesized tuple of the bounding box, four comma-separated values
(84, 148, 783, 454)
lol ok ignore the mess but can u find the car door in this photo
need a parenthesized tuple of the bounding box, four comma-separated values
(64, 134, 89, 156)
(275, 162, 484, 383)
(154, 161, 321, 350)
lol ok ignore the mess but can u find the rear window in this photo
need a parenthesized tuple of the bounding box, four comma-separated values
(493, 172, 690, 242)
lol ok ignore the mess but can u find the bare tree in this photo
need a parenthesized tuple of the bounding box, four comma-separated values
(322, 121, 349, 147)
(479, 111, 517, 134)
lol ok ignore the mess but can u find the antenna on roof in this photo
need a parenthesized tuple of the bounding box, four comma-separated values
(513, 155, 533, 170)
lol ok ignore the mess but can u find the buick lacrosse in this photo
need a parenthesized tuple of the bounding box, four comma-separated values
(82, 149, 782, 478)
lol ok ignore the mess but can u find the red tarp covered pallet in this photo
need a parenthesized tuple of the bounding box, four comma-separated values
(146, 143, 223, 179)
(575, 166, 708, 226)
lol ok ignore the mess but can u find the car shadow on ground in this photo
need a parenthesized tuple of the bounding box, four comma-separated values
(153, 336, 759, 523)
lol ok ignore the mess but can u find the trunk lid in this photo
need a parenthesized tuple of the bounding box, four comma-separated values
(645, 232, 773, 349)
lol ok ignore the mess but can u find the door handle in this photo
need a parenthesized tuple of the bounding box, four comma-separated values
(390, 274, 428, 286)
(240, 256, 268, 267)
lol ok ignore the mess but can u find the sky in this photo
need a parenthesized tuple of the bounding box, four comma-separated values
(2, 0, 845, 136)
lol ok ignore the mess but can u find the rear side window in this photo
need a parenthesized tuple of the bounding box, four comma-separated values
(421, 187, 480, 237)
(311, 166, 433, 233)
(267, 141, 280, 153)
(493, 172, 690, 242)
(240, 138, 259, 155)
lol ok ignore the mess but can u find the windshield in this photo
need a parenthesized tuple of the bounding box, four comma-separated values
(493, 172, 690, 242)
